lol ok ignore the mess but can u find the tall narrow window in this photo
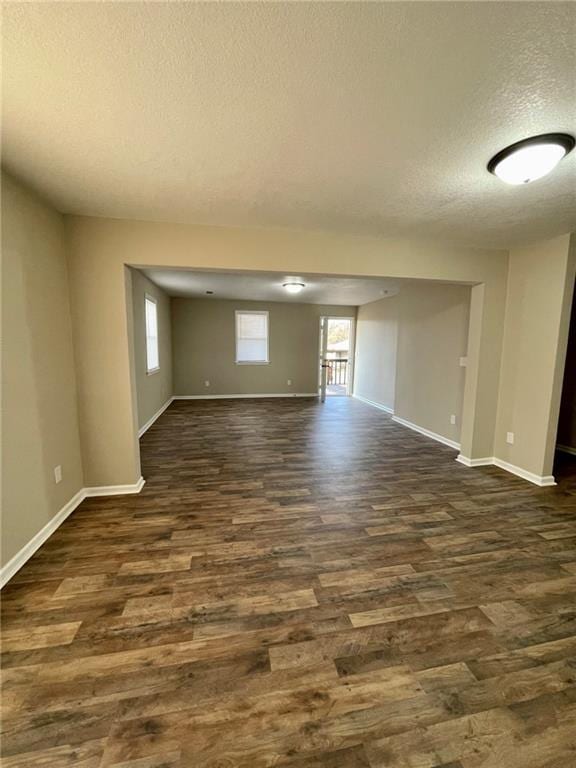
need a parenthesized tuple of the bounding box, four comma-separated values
(145, 295, 159, 373)
(236, 310, 269, 364)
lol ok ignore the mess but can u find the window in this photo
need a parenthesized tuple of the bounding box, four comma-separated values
(235, 310, 269, 364)
(145, 295, 159, 373)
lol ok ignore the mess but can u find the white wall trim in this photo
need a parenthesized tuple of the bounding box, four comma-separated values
(456, 455, 556, 486)
(557, 444, 576, 456)
(1, 477, 146, 589)
(352, 393, 394, 415)
(492, 458, 556, 487)
(84, 477, 146, 497)
(138, 397, 174, 437)
(456, 455, 493, 468)
(392, 414, 461, 450)
(173, 393, 318, 400)
(0, 489, 85, 589)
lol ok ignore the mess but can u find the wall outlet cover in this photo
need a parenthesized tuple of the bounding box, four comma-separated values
(459, 357, 468, 367)
(287, 379, 292, 386)
(54, 465, 62, 484)
(506, 432, 515, 445)
(204, 380, 210, 387)
(450, 414, 456, 425)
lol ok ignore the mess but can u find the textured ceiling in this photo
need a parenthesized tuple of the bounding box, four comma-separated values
(142, 268, 400, 306)
(2, 2, 575, 248)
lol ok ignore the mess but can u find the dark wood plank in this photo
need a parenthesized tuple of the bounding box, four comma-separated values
(1, 397, 575, 766)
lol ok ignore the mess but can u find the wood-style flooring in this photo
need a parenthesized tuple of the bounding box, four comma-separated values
(2, 397, 576, 767)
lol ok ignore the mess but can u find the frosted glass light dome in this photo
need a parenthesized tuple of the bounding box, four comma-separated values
(488, 133, 574, 185)
(283, 282, 305, 294)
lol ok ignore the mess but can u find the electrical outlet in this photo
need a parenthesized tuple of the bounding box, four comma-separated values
(54, 465, 62, 484)
(506, 431, 514, 445)
(204, 380, 210, 387)
(450, 414, 456, 425)
(459, 356, 468, 367)
(287, 379, 292, 386)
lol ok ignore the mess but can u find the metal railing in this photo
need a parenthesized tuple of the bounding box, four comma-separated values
(326, 358, 348, 386)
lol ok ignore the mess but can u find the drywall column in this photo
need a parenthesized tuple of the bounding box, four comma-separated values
(67, 253, 142, 488)
(458, 279, 507, 462)
(493, 233, 575, 482)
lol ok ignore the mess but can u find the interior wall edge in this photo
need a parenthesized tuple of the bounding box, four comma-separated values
(544, 232, 576, 470)
(492, 233, 574, 479)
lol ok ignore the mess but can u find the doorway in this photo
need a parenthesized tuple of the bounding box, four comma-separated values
(554, 284, 576, 482)
(319, 316, 355, 401)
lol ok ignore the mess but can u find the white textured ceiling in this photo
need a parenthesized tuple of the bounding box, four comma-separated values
(2, 2, 575, 248)
(142, 269, 400, 306)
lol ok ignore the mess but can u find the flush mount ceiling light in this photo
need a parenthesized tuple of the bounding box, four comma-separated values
(488, 133, 575, 185)
(283, 282, 305, 294)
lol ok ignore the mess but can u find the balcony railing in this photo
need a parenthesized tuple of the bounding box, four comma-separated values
(326, 358, 348, 386)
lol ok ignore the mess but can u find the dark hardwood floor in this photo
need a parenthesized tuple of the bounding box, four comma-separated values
(2, 397, 576, 767)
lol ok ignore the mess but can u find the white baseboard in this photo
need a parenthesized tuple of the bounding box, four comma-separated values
(173, 393, 318, 400)
(456, 455, 493, 468)
(1, 477, 145, 589)
(357, 396, 557, 488)
(392, 414, 461, 451)
(84, 476, 146, 497)
(557, 444, 576, 457)
(138, 397, 174, 437)
(0, 489, 85, 589)
(492, 458, 556, 487)
(456, 455, 556, 487)
(352, 393, 394, 415)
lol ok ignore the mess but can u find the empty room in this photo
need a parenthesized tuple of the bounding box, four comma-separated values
(1, 2, 575, 767)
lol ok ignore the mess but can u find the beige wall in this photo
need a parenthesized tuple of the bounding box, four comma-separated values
(354, 296, 398, 411)
(173, 298, 354, 396)
(65, 215, 509, 486)
(494, 234, 576, 477)
(130, 269, 173, 430)
(395, 283, 470, 444)
(557, 290, 576, 451)
(1, 172, 84, 569)
(353, 284, 470, 445)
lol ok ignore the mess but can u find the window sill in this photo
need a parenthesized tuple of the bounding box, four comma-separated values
(146, 367, 160, 376)
(235, 361, 270, 366)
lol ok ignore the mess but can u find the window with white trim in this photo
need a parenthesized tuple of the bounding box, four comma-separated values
(235, 310, 269, 364)
(145, 295, 160, 373)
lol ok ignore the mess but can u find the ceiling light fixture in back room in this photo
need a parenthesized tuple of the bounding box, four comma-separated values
(283, 282, 306, 294)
